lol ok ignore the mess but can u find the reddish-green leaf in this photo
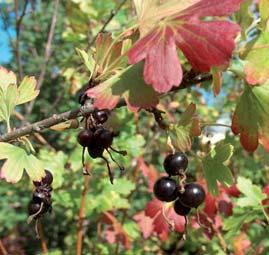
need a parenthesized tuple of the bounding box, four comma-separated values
(144, 198, 185, 240)
(129, 0, 241, 93)
(232, 83, 269, 152)
(244, 30, 269, 85)
(87, 62, 159, 111)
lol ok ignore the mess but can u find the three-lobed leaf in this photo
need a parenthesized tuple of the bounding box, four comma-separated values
(236, 176, 266, 207)
(232, 82, 269, 152)
(0, 67, 39, 123)
(0, 142, 45, 183)
(202, 143, 234, 196)
(128, 0, 241, 93)
(87, 62, 159, 111)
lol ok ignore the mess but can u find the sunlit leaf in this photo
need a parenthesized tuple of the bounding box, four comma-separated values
(244, 30, 269, 85)
(17, 76, 39, 105)
(231, 82, 269, 152)
(87, 62, 159, 111)
(168, 103, 201, 152)
(236, 177, 266, 207)
(0, 142, 45, 183)
(128, 0, 241, 92)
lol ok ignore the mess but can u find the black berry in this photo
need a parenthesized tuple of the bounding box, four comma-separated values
(93, 110, 108, 124)
(94, 128, 113, 148)
(153, 177, 178, 202)
(28, 201, 48, 217)
(163, 152, 188, 176)
(174, 199, 191, 216)
(178, 183, 205, 208)
(77, 129, 94, 147)
(87, 144, 104, 158)
(33, 170, 53, 187)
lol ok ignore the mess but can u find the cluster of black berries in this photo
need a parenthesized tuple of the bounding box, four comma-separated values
(154, 152, 205, 216)
(77, 109, 127, 184)
(28, 170, 53, 221)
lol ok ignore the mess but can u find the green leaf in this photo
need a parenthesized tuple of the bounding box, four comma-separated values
(244, 30, 269, 85)
(202, 143, 234, 196)
(260, 0, 269, 29)
(168, 125, 192, 152)
(39, 150, 68, 189)
(17, 76, 39, 105)
(0, 84, 18, 123)
(236, 176, 267, 207)
(108, 178, 135, 196)
(223, 212, 257, 238)
(235, 0, 253, 39)
(0, 66, 17, 91)
(167, 103, 200, 152)
(0, 142, 44, 183)
(87, 62, 159, 111)
(232, 82, 269, 152)
(76, 48, 95, 75)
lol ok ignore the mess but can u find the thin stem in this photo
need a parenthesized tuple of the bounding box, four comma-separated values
(14, 0, 29, 81)
(262, 206, 269, 225)
(86, 0, 128, 50)
(37, 221, 48, 254)
(26, 0, 59, 115)
(0, 71, 210, 143)
(76, 173, 90, 255)
(0, 239, 8, 255)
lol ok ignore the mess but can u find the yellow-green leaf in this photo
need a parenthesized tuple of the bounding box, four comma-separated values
(0, 142, 45, 183)
(0, 66, 17, 91)
(17, 76, 39, 105)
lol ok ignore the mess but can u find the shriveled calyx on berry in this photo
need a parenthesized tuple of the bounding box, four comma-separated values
(163, 152, 188, 176)
(153, 177, 178, 202)
(178, 183, 205, 208)
(33, 169, 54, 187)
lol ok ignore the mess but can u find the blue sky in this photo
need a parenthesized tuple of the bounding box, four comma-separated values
(0, 19, 14, 64)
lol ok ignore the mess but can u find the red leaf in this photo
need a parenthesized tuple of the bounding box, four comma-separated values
(128, 0, 241, 93)
(144, 198, 185, 240)
(133, 211, 155, 239)
(137, 157, 159, 192)
(101, 212, 131, 249)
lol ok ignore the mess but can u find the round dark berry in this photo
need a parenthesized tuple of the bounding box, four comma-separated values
(87, 144, 104, 159)
(163, 152, 188, 176)
(153, 177, 178, 202)
(93, 110, 108, 124)
(77, 129, 94, 147)
(28, 201, 48, 217)
(174, 199, 191, 216)
(178, 183, 205, 208)
(94, 128, 113, 148)
(32, 191, 46, 203)
(33, 170, 53, 187)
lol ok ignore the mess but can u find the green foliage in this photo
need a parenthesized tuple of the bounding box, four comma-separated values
(203, 143, 234, 196)
(1, 0, 269, 254)
(0, 142, 44, 183)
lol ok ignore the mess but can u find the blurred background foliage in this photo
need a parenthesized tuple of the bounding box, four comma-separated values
(0, 0, 269, 254)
